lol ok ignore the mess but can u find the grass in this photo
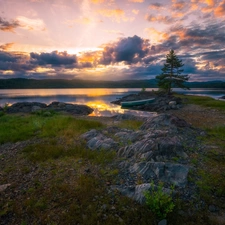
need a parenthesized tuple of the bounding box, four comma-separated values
(23, 140, 116, 165)
(176, 94, 225, 110)
(117, 119, 143, 130)
(0, 114, 104, 144)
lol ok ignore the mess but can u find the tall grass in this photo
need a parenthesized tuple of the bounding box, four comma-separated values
(0, 114, 104, 144)
(23, 141, 116, 165)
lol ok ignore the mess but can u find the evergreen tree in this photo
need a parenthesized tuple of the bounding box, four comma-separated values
(156, 49, 189, 94)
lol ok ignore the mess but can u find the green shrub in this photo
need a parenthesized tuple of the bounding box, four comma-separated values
(144, 183, 175, 219)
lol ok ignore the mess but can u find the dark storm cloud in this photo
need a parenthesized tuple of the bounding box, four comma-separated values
(99, 35, 150, 65)
(0, 51, 35, 72)
(0, 51, 18, 63)
(0, 50, 94, 79)
(30, 51, 78, 66)
(0, 17, 20, 32)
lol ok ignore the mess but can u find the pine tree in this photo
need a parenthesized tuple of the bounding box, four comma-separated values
(156, 49, 189, 94)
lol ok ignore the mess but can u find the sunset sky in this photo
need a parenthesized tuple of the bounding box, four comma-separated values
(0, 0, 225, 81)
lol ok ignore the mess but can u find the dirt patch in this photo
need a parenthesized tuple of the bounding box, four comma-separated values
(167, 104, 225, 128)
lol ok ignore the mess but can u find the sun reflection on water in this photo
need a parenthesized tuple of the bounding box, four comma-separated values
(85, 100, 156, 117)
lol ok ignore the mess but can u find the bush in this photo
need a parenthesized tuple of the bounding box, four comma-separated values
(144, 183, 175, 219)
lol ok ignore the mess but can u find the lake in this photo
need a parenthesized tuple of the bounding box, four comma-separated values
(0, 88, 224, 117)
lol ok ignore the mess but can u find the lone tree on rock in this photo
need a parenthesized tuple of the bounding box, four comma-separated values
(156, 49, 189, 94)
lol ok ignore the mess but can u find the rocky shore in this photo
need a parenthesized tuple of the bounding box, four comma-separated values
(111, 91, 184, 112)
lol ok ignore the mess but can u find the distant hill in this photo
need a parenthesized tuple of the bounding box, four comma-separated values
(0, 78, 224, 89)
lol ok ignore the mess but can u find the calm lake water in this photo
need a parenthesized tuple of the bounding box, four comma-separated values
(0, 88, 224, 117)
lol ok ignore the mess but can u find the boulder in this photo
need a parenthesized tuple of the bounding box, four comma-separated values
(7, 102, 47, 113)
(47, 102, 93, 115)
(86, 134, 118, 150)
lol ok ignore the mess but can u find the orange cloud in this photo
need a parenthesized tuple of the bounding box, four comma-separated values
(149, 3, 164, 10)
(132, 9, 139, 14)
(79, 51, 100, 65)
(172, 1, 186, 10)
(97, 8, 133, 22)
(0, 42, 14, 51)
(203, 0, 216, 6)
(214, 1, 225, 17)
(91, 0, 105, 3)
(146, 14, 176, 24)
(128, 0, 144, 2)
(145, 28, 169, 43)
(172, 12, 185, 18)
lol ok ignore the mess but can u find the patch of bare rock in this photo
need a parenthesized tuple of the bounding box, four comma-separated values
(81, 113, 203, 205)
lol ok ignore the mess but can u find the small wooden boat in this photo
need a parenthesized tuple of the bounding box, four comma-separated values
(121, 98, 155, 107)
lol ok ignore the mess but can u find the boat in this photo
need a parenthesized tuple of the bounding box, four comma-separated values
(121, 98, 155, 107)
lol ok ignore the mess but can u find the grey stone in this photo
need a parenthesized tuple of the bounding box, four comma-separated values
(87, 135, 118, 150)
(169, 101, 176, 106)
(31, 105, 41, 112)
(141, 114, 191, 130)
(0, 184, 11, 192)
(130, 162, 189, 187)
(208, 204, 218, 212)
(158, 219, 167, 225)
(81, 129, 99, 140)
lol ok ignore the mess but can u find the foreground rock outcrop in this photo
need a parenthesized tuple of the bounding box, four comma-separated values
(1, 101, 93, 115)
(81, 113, 202, 204)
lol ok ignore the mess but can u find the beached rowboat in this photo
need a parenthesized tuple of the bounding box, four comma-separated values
(121, 98, 155, 107)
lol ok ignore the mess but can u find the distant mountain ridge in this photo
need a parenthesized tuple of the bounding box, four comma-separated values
(0, 78, 224, 89)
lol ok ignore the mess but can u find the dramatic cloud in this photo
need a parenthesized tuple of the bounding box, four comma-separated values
(0, 17, 20, 32)
(0, 51, 34, 72)
(99, 35, 150, 65)
(30, 51, 78, 66)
